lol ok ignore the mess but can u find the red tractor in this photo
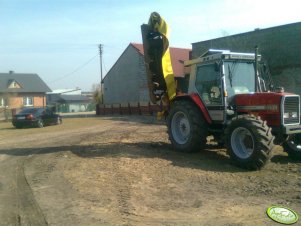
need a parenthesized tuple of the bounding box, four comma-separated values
(141, 12, 301, 170)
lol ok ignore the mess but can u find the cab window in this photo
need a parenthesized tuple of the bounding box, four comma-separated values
(195, 64, 222, 105)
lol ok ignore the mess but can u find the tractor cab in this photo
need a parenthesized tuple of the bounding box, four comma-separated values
(184, 49, 265, 123)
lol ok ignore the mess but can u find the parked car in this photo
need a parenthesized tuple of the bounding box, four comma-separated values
(12, 107, 62, 128)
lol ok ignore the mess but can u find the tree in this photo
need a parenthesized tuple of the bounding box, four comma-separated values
(91, 83, 103, 104)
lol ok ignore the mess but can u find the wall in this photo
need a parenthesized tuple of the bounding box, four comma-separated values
(138, 53, 149, 102)
(192, 22, 301, 95)
(6, 93, 46, 108)
(103, 45, 150, 104)
(33, 95, 46, 107)
(8, 96, 22, 108)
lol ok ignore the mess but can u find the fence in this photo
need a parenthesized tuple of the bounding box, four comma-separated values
(96, 101, 166, 116)
(0, 108, 17, 121)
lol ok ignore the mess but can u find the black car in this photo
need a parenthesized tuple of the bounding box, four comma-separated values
(12, 107, 62, 128)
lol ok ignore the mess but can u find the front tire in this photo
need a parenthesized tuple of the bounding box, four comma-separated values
(167, 101, 207, 153)
(225, 115, 274, 170)
(283, 134, 301, 160)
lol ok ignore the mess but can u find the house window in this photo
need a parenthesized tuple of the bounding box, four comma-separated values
(12, 81, 17, 87)
(8, 80, 21, 89)
(23, 97, 33, 106)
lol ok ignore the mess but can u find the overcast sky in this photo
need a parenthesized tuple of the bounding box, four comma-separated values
(1, 0, 300, 91)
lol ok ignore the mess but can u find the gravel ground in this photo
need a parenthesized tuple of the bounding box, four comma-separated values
(0, 116, 300, 225)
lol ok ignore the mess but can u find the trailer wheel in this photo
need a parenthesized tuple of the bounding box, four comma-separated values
(283, 134, 301, 160)
(167, 101, 207, 153)
(225, 115, 274, 170)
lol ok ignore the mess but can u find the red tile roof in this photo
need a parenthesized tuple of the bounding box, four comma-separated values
(131, 43, 191, 77)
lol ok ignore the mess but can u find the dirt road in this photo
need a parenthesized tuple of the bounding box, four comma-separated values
(0, 116, 300, 225)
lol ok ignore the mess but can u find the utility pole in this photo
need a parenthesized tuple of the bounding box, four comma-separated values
(99, 44, 103, 83)
(99, 44, 104, 104)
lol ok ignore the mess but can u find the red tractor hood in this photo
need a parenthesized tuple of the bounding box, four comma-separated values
(234, 92, 294, 126)
(234, 92, 289, 107)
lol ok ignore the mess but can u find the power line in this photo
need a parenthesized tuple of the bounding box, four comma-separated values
(49, 54, 98, 84)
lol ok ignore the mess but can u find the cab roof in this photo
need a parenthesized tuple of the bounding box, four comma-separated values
(184, 49, 259, 66)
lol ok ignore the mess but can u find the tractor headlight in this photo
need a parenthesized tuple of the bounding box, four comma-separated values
(284, 113, 289, 119)
(284, 112, 298, 118)
(291, 112, 298, 118)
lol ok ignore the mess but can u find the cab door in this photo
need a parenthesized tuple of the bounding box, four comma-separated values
(193, 63, 225, 122)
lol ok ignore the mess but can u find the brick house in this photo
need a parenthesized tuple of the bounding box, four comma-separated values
(0, 71, 51, 110)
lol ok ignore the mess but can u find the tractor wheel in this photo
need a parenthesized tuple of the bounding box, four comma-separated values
(282, 134, 301, 160)
(225, 115, 274, 170)
(167, 101, 207, 153)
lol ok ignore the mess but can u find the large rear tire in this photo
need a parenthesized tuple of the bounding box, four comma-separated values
(225, 115, 274, 170)
(283, 134, 301, 160)
(167, 101, 207, 153)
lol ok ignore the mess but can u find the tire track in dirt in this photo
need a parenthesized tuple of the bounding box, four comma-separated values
(0, 154, 47, 225)
(108, 125, 140, 225)
(20, 123, 119, 225)
(0, 122, 118, 225)
(16, 159, 48, 225)
(114, 167, 134, 224)
(0, 157, 19, 225)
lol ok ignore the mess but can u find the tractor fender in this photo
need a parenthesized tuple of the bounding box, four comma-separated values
(172, 93, 212, 124)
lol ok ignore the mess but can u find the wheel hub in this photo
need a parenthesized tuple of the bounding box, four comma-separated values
(180, 118, 189, 136)
(231, 127, 254, 159)
(171, 111, 191, 145)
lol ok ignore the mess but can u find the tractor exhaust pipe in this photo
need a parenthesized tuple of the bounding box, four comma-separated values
(254, 46, 259, 91)
(255, 45, 258, 75)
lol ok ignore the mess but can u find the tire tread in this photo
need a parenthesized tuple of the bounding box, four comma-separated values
(225, 114, 274, 170)
(167, 100, 207, 153)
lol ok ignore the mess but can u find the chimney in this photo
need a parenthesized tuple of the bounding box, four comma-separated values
(9, 70, 14, 74)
